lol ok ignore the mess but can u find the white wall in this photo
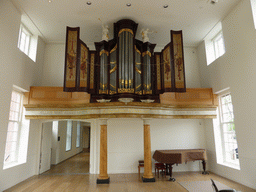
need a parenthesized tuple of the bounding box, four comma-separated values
(0, 120, 42, 191)
(197, 0, 256, 189)
(41, 43, 65, 86)
(0, 1, 45, 191)
(96, 118, 206, 174)
(56, 121, 83, 164)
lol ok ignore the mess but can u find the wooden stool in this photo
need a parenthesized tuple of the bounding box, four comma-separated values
(138, 160, 144, 176)
(155, 163, 166, 178)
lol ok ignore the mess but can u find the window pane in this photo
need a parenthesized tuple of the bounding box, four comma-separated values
(223, 113, 233, 122)
(66, 121, 72, 151)
(24, 35, 30, 54)
(11, 91, 21, 103)
(4, 90, 24, 166)
(223, 124, 236, 133)
(213, 32, 225, 59)
(5, 141, 17, 154)
(18, 25, 31, 56)
(10, 101, 20, 112)
(8, 122, 19, 131)
(219, 93, 239, 165)
(222, 104, 233, 114)
(9, 111, 19, 121)
(4, 151, 16, 163)
(76, 122, 81, 147)
(6, 131, 18, 142)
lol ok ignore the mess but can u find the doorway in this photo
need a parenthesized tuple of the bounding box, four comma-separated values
(39, 120, 91, 175)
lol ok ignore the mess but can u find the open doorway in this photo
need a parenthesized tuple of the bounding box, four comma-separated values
(82, 123, 90, 152)
(39, 120, 91, 175)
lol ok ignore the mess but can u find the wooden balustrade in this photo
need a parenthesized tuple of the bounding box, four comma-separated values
(24, 87, 217, 107)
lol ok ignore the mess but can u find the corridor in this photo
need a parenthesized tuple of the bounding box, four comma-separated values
(42, 152, 90, 175)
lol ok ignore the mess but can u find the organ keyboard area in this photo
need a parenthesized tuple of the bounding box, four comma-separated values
(63, 19, 186, 103)
(153, 149, 208, 181)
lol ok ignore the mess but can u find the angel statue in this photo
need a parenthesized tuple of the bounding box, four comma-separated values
(141, 28, 156, 43)
(99, 18, 109, 42)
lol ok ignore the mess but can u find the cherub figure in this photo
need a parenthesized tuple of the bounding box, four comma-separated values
(99, 18, 109, 41)
(141, 28, 156, 43)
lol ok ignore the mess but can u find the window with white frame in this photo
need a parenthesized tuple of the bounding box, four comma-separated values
(205, 22, 225, 65)
(212, 32, 225, 59)
(218, 93, 239, 166)
(250, 0, 256, 29)
(18, 24, 31, 55)
(4, 88, 30, 169)
(66, 121, 72, 151)
(76, 122, 81, 148)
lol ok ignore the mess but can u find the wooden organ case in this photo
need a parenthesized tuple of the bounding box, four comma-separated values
(64, 19, 186, 103)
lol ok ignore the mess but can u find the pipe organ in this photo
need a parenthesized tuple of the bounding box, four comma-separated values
(64, 19, 186, 103)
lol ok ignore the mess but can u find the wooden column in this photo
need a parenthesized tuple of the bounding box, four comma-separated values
(97, 119, 110, 184)
(142, 119, 155, 182)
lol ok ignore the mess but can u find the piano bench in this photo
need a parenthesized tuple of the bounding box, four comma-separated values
(138, 160, 144, 176)
(155, 163, 166, 178)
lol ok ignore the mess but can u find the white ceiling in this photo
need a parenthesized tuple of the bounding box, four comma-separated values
(11, 0, 241, 47)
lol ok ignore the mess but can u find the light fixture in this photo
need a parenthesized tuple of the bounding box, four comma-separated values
(118, 98, 134, 104)
(210, 0, 218, 4)
(48, 0, 52, 2)
(126, 3, 131, 7)
(87, 1, 92, 5)
(163, 4, 168, 8)
(96, 99, 111, 103)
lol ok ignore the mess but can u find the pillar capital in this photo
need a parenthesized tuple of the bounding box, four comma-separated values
(143, 118, 151, 125)
(99, 119, 108, 125)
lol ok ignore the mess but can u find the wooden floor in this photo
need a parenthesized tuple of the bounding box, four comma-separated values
(4, 153, 256, 192)
(42, 152, 90, 175)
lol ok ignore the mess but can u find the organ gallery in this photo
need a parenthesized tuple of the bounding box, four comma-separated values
(63, 19, 186, 102)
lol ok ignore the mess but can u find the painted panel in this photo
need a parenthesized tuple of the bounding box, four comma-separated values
(78, 41, 89, 90)
(90, 52, 95, 90)
(172, 31, 186, 90)
(162, 45, 172, 89)
(64, 27, 79, 91)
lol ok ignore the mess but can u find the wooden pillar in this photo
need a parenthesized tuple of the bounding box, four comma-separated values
(97, 119, 110, 184)
(142, 119, 155, 182)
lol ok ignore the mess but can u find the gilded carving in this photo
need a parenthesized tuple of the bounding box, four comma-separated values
(109, 90, 117, 95)
(173, 33, 185, 89)
(65, 30, 78, 88)
(142, 51, 151, 57)
(100, 83, 108, 89)
(99, 90, 108, 94)
(90, 53, 95, 89)
(118, 28, 134, 36)
(110, 44, 117, 53)
(135, 46, 141, 55)
(118, 88, 134, 93)
(143, 90, 152, 94)
(136, 84, 141, 90)
(110, 84, 116, 89)
(79, 43, 89, 87)
(100, 50, 109, 56)
(156, 54, 161, 90)
(143, 83, 152, 90)
(135, 66, 141, 74)
(110, 65, 117, 74)
(163, 46, 172, 89)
